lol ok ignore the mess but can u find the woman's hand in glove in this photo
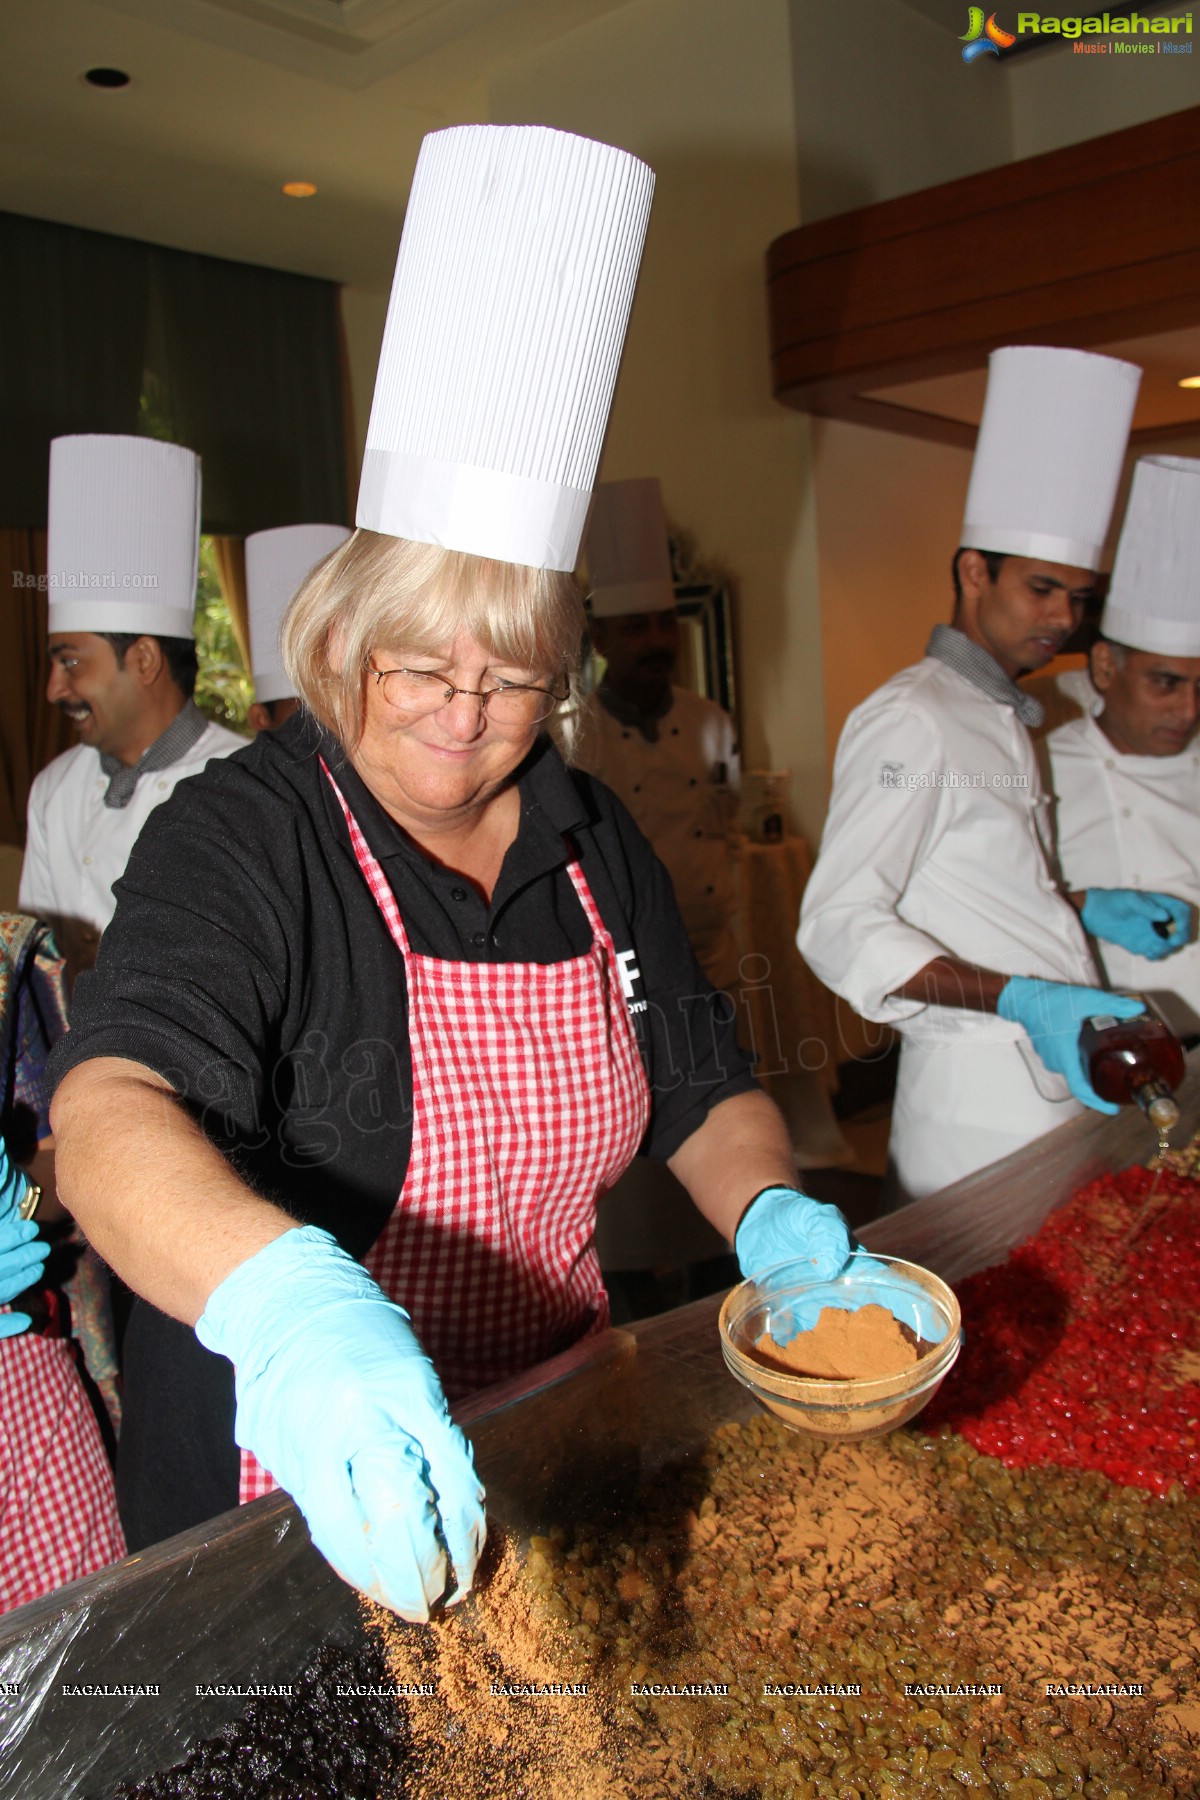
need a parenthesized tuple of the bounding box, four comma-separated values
(734, 1185, 852, 1282)
(197, 1225, 486, 1621)
(736, 1189, 948, 1345)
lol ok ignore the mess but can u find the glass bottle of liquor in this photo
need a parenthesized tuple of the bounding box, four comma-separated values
(1079, 1003, 1185, 1132)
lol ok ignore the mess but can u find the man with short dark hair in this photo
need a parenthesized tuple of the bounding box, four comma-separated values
(800, 348, 1189, 1201)
(19, 437, 243, 980)
(1048, 455, 1200, 1037)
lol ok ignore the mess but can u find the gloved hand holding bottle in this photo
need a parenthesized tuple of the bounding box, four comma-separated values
(734, 1185, 947, 1344)
(197, 1225, 487, 1621)
(997, 978, 1144, 1114)
(0, 1141, 51, 1339)
(1081, 889, 1191, 960)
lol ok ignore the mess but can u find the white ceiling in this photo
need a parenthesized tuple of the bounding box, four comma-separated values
(0, 0, 635, 287)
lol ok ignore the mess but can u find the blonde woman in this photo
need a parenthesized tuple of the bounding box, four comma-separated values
(46, 531, 880, 1617)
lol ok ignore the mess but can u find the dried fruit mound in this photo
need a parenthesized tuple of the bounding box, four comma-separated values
(513, 1418, 1200, 1799)
(920, 1162, 1200, 1498)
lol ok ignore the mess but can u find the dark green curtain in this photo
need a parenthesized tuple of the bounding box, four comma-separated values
(0, 214, 150, 523)
(146, 245, 347, 535)
(0, 211, 348, 534)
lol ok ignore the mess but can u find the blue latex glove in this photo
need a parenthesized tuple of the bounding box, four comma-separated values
(1081, 889, 1191, 960)
(835, 1253, 949, 1344)
(997, 977, 1144, 1114)
(735, 1185, 853, 1283)
(197, 1225, 486, 1621)
(0, 1143, 50, 1338)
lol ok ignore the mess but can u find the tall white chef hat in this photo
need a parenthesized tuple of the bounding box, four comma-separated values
(961, 347, 1141, 569)
(245, 523, 351, 702)
(47, 435, 202, 639)
(1102, 456, 1200, 657)
(357, 125, 654, 572)
(586, 477, 675, 618)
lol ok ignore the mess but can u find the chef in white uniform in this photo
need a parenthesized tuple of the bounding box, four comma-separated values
(20, 436, 243, 974)
(1048, 455, 1200, 1038)
(576, 477, 741, 992)
(245, 524, 350, 733)
(799, 347, 1190, 1202)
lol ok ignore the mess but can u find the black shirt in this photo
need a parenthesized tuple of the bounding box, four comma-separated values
(51, 712, 755, 1543)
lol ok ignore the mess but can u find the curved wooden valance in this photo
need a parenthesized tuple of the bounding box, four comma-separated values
(767, 105, 1200, 446)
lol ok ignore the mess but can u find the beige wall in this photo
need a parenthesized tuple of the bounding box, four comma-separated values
(487, 0, 828, 836)
(790, 0, 1011, 221)
(1008, 8, 1197, 157)
(812, 422, 974, 776)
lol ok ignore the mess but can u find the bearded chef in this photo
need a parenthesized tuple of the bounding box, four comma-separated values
(19, 437, 243, 979)
(799, 347, 1190, 1202)
(1048, 455, 1200, 1039)
(575, 478, 741, 993)
(245, 524, 351, 733)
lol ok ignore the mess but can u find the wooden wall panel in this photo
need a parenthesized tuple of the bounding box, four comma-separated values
(769, 105, 1200, 438)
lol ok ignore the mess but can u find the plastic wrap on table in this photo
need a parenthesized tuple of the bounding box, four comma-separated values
(1, 1060, 1195, 1797)
(0, 1328, 639, 1799)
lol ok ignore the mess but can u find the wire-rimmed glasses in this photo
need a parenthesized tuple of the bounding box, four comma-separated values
(371, 663, 569, 727)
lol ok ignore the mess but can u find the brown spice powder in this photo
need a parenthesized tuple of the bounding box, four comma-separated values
(752, 1302, 919, 1379)
(367, 1528, 619, 1800)
(358, 1415, 1199, 1796)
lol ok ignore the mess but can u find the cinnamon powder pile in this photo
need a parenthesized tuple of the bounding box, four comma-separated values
(752, 1302, 919, 1379)
(367, 1529, 616, 1800)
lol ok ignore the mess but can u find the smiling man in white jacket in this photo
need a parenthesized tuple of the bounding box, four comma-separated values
(19, 436, 243, 982)
(799, 348, 1190, 1202)
(1048, 455, 1200, 1041)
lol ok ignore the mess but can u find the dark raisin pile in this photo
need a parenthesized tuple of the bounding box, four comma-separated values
(108, 1642, 412, 1799)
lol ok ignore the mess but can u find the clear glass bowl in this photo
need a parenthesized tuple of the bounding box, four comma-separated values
(718, 1252, 963, 1441)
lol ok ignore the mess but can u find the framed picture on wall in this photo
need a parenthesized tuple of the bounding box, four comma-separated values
(674, 580, 737, 723)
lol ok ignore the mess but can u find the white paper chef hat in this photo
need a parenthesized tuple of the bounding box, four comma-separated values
(245, 523, 351, 702)
(961, 347, 1141, 569)
(586, 478, 675, 618)
(357, 124, 654, 571)
(47, 435, 202, 638)
(1102, 456, 1200, 656)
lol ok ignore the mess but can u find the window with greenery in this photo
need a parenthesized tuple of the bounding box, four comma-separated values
(194, 537, 252, 733)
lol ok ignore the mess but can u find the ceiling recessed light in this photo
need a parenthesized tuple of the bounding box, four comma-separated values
(282, 181, 318, 199)
(1178, 375, 1200, 390)
(84, 67, 131, 88)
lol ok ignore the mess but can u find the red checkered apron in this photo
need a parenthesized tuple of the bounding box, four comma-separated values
(239, 766, 651, 1504)
(0, 1321, 127, 1612)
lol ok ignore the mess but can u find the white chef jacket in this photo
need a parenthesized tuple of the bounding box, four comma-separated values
(19, 719, 246, 937)
(575, 685, 741, 991)
(799, 656, 1099, 1201)
(1047, 711, 1200, 1036)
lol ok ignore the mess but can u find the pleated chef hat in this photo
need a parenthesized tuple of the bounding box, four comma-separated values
(357, 125, 654, 571)
(586, 478, 675, 618)
(48, 435, 201, 638)
(246, 524, 351, 702)
(961, 347, 1141, 569)
(1102, 455, 1200, 656)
